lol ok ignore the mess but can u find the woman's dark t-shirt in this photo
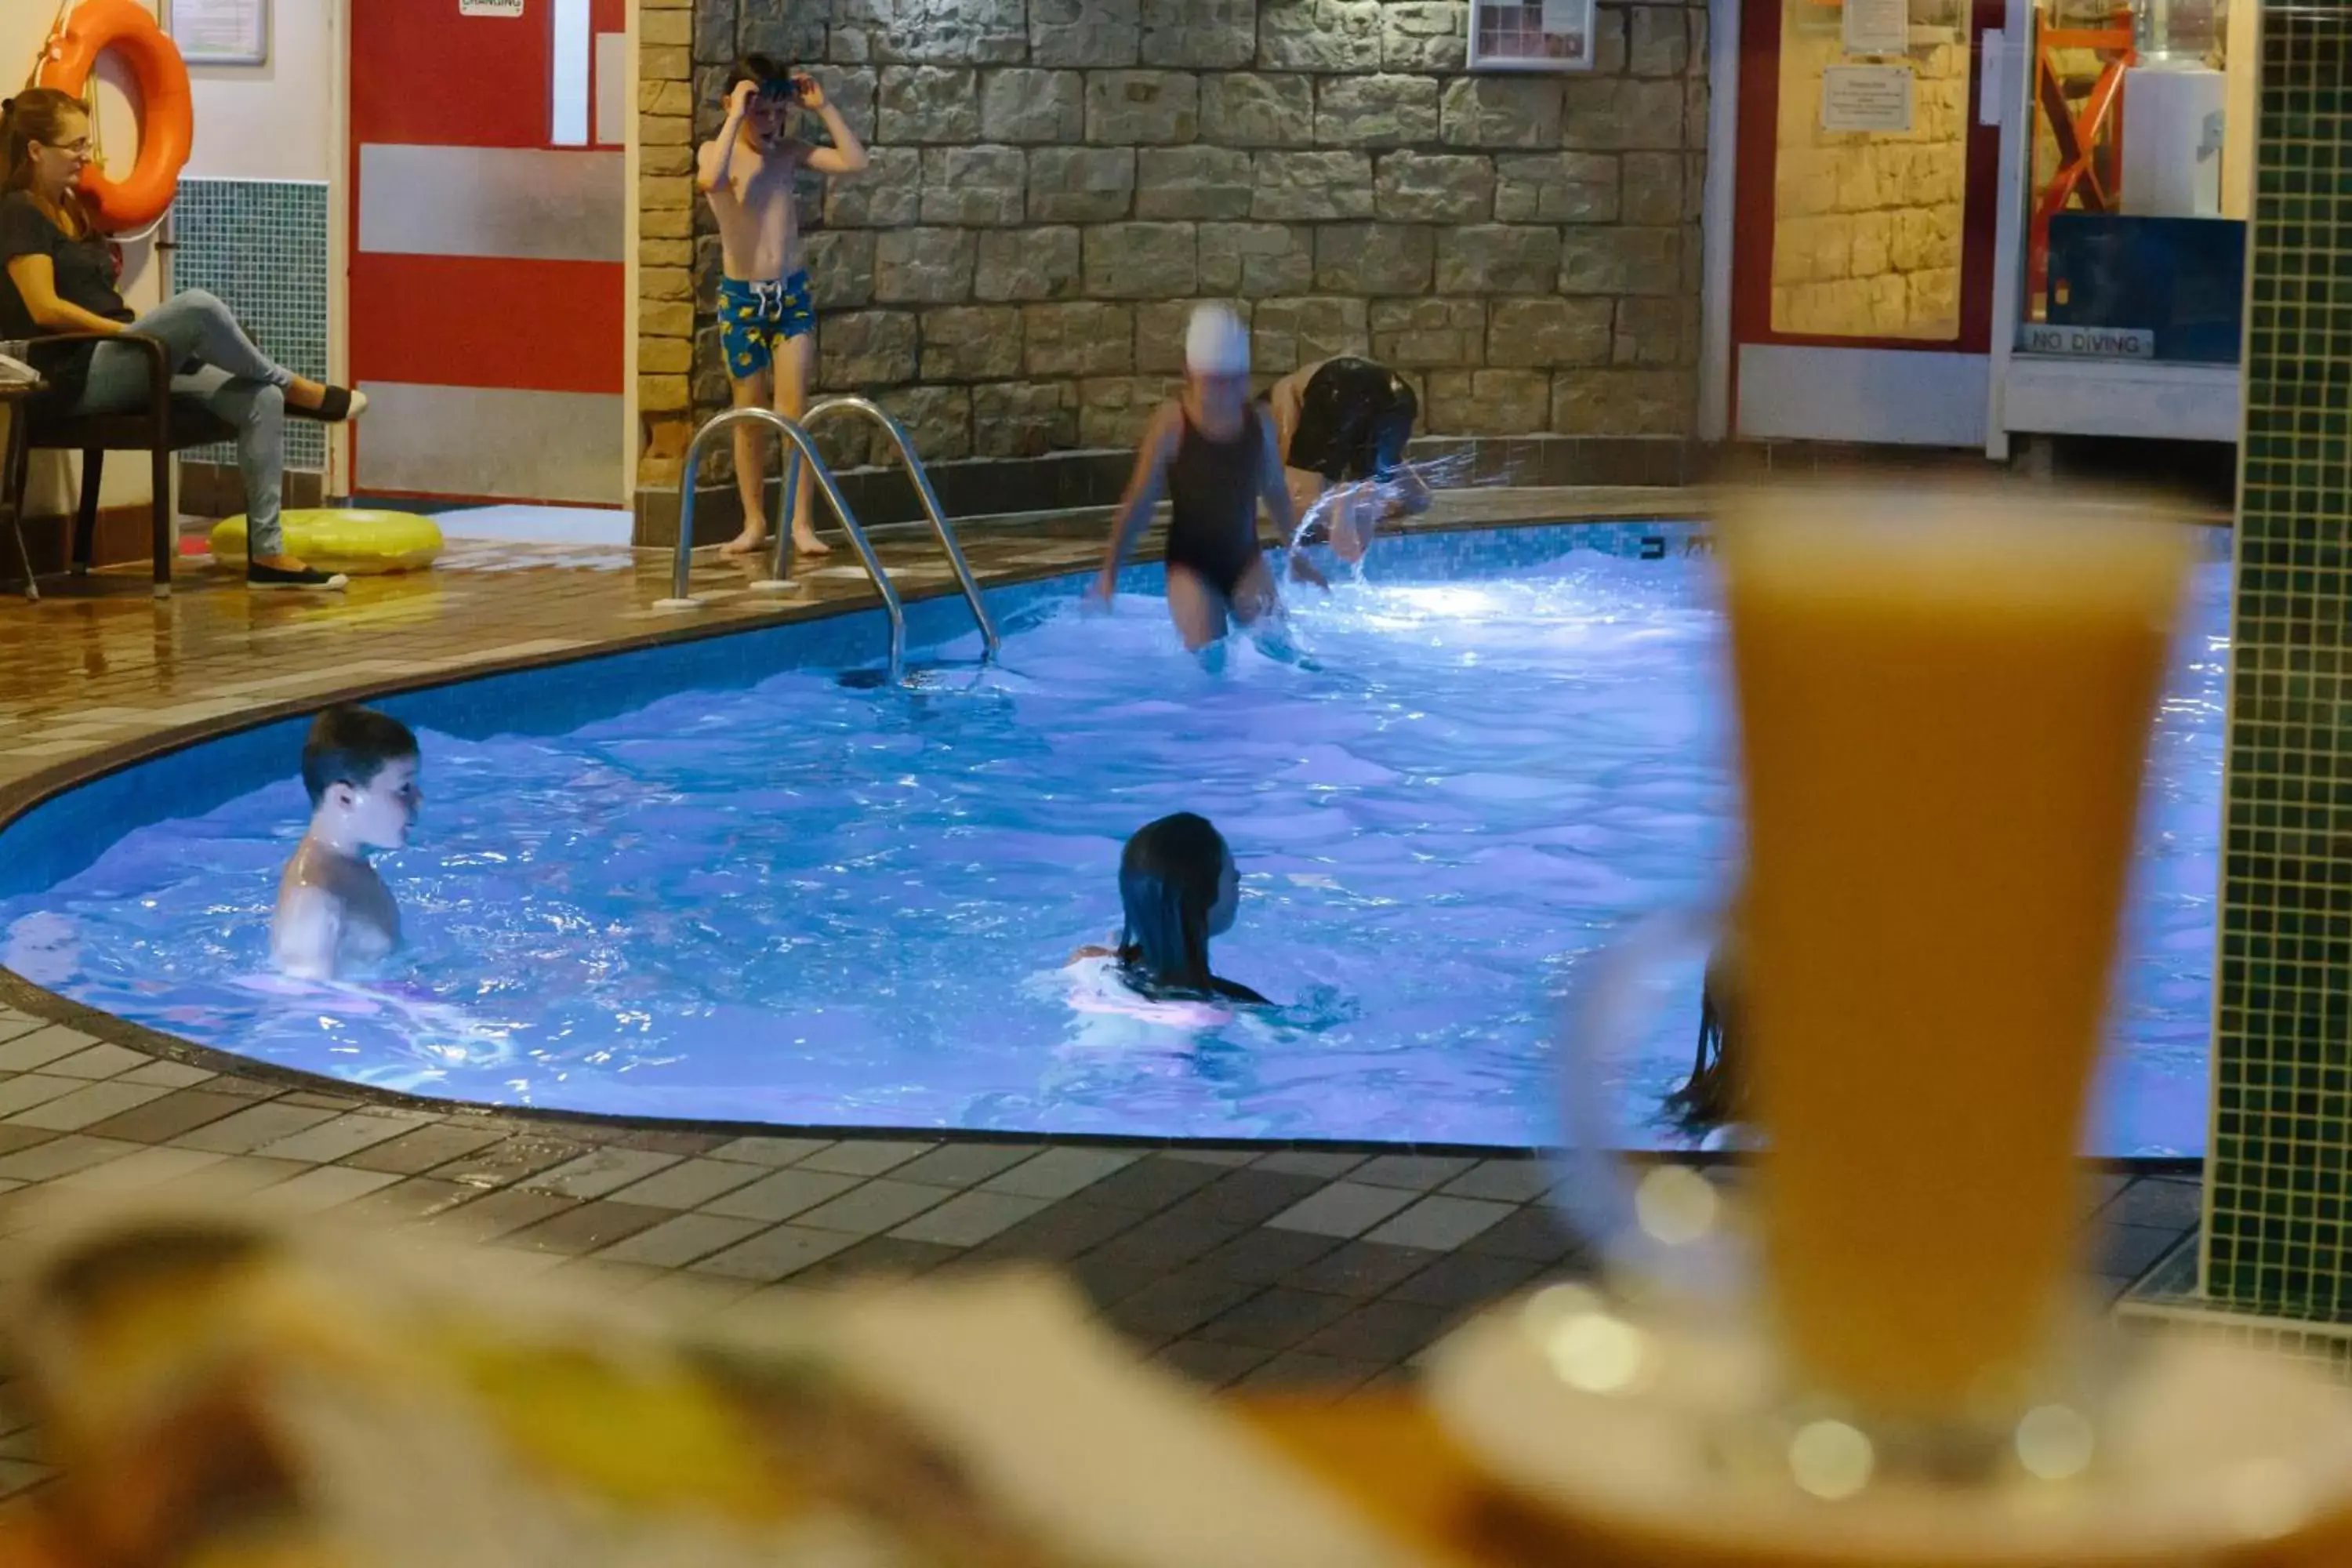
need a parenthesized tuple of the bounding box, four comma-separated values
(0, 191, 131, 405)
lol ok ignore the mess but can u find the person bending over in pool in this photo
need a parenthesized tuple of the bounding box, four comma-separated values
(1073, 814, 1268, 1005)
(1664, 908, 1743, 1135)
(698, 55, 869, 559)
(1092, 305, 1320, 659)
(272, 706, 422, 982)
(1265, 357, 1432, 566)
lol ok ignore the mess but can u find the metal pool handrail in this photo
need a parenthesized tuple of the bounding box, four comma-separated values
(655, 407, 908, 682)
(789, 394, 1000, 660)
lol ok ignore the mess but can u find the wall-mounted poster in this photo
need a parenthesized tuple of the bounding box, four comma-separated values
(1468, 0, 1599, 71)
(165, 0, 269, 67)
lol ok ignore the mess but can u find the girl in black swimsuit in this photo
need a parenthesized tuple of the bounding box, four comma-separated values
(1093, 307, 1321, 656)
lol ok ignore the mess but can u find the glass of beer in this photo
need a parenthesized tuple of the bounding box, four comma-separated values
(1556, 484, 2194, 1476)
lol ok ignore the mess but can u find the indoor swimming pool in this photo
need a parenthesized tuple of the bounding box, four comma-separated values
(0, 524, 2230, 1153)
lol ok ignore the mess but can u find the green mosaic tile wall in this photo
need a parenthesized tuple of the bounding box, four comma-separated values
(173, 180, 328, 474)
(2205, 0, 2352, 1320)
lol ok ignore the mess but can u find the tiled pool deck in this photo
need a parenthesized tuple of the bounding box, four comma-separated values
(0, 485, 2208, 1500)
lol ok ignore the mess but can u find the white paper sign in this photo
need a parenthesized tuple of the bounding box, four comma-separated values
(167, 0, 267, 64)
(2020, 324, 2157, 359)
(460, 0, 528, 15)
(1842, 0, 1910, 53)
(1820, 65, 1914, 132)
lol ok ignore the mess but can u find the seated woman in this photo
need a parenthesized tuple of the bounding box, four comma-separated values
(1073, 812, 1268, 1009)
(1, 89, 365, 592)
(1264, 357, 1432, 566)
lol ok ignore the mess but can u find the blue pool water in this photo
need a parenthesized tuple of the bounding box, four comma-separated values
(0, 529, 2230, 1153)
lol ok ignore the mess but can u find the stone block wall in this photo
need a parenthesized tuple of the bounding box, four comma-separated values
(636, 0, 1709, 505)
(1769, 20, 1966, 339)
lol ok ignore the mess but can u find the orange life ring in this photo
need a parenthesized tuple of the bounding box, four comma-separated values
(33, 0, 194, 233)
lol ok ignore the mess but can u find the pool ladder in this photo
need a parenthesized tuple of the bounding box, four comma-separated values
(655, 397, 1000, 681)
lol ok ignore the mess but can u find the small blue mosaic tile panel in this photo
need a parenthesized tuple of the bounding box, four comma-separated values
(172, 179, 329, 474)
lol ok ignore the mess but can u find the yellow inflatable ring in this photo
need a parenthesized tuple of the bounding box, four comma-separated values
(209, 510, 444, 575)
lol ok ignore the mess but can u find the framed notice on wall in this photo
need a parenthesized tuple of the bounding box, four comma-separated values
(1468, 0, 1599, 71)
(165, 0, 270, 66)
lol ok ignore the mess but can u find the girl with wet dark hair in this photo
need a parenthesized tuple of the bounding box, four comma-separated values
(1072, 813, 1267, 1009)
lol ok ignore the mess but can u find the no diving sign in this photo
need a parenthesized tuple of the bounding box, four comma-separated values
(460, 0, 526, 14)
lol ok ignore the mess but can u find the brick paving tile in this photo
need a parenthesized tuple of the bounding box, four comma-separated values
(706, 1136, 834, 1168)
(43, 1044, 154, 1080)
(0, 1079, 84, 1120)
(1283, 1241, 1446, 1300)
(0, 1029, 99, 1073)
(50, 1145, 227, 1195)
(2099, 1178, 2203, 1233)
(1080, 1207, 1247, 1273)
(503, 1201, 674, 1257)
(1454, 1204, 1584, 1263)
(1252, 1152, 1368, 1180)
(1383, 1248, 1547, 1312)
(0, 1136, 145, 1184)
(593, 1212, 768, 1270)
(2098, 1222, 2190, 1288)
(887, 1190, 1051, 1247)
(965, 1198, 1142, 1264)
(1163, 1168, 1330, 1228)
(1236, 1350, 1388, 1399)
(604, 1157, 768, 1211)
(1105, 1268, 1265, 1339)
(697, 1167, 863, 1224)
(415, 1187, 581, 1243)
(978, 1147, 1140, 1200)
(342, 1123, 509, 1176)
(428, 1136, 597, 1191)
(521, 1149, 684, 1200)
(1265, 1181, 1421, 1239)
(171, 1103, 342, 1155)
(1062, 1253, 1171, 1310)
(178, 1156, 311, 1198)
(890, 1142, 1049, 1189)
(1363, 1194, 1516, 1251)
(336, 1177, 481, 1226)
(786, 1235, 967, 1290)
(250, 1112, 432, 1165)
(1189, 1225, 1345, 1287)
(252, 1166, 405, 1217)
(277, 1092, 367, 1112)
(0, 1129, 56, 1161)
(791, 1180, 957, 1236)
(613, 1128, 734, 1156)
(795, 1140, 938, 1177)
(1350, 1155, 1480, 1192)
(1063, 1154, 1226, 1213)
(83, 1088, 256, 1145)
(1151, 1338, 1276, 1389)
(691, 1225, 860, 1284)
(1191, 1287, 1362, 1352)
(115, 1060, 214, 1090)
(9, 1080, 172, 1134)
(1437, 1159, 1556, 1204)
(1294, 1300, 1457, 1364)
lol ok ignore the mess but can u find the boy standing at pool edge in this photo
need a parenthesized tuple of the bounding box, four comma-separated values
(272, 706, 421, 982)
(697, 55, 869, 558)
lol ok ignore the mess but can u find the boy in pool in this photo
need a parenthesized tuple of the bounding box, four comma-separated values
(697, 54, 869, 560)
(1092, 305, 1320, 661)
(1264, 357, 1432, 566)
(271, 706, 421, 982)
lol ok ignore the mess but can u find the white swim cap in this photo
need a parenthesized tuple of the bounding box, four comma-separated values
(1185, 304, 1250, 376)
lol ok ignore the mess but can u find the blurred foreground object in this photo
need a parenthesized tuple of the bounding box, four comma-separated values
(0, 1190, 1439, 1568)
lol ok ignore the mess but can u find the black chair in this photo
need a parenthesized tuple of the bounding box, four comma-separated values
(5, 332, 234, 597)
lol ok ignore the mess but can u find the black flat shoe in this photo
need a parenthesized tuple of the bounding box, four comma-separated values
(309, 386, 368, 422)
(248, 562, 348, 591)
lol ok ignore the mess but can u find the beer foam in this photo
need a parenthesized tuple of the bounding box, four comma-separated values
(1719, 485, 2198, 617)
